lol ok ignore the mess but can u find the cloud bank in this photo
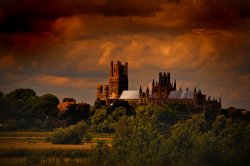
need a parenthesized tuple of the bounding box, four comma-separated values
(0, 0, 250, 109)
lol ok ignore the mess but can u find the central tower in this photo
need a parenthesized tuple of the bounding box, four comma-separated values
(109, 61, 128, 99)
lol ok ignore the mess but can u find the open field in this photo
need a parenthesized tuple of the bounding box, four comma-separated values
(0, 131, 114, 165)
(0, 131, 51, 137)
(0, 131, 113, 151)
(0, 139, 95, 150)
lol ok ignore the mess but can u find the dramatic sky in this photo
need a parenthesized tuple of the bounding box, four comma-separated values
(0, 0, 250, 109)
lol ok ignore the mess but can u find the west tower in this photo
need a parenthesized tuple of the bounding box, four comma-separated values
(109, 61, 128, 99)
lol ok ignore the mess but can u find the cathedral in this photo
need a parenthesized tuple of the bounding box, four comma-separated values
(97, 61, 221, 112)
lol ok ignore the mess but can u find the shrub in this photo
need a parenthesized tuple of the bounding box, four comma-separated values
(4, 120, 17, 131)
(84, 133, 92, 142)
(50, 121, 88, 144)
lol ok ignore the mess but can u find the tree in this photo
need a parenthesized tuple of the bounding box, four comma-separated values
(30, 94, 59, 120)
(107, 100, 136, 116)
(5, 88, 36, 102)
(91, 109, 107, 125)
(50, 121, 88, 144)
(60, 103, 90, 125)
(0, 92, 8, 121)
(90, 140, 111, 166)
(94, 99, 106, 109)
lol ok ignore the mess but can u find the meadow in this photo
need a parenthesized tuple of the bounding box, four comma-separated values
(0, 131, 113, 166)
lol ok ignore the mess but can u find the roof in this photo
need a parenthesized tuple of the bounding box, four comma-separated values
(169, 90, 194, 99)
(119, 90, 139, 100)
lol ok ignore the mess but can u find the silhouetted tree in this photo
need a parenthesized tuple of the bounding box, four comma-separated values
(60, 103, 90, 125)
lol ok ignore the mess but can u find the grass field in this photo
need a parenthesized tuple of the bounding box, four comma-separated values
(0, 131, 51, 137)
(0, 131, 114, 165)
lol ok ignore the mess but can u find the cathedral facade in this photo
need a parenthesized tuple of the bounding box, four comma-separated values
(97, 61, 221, 112)
(97, 61, 128, 103)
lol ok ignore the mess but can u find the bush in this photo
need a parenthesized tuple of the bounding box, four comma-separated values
(84, 133, 92, 142)
(50, 121, 88, 144)
(4, 120, 17, 131)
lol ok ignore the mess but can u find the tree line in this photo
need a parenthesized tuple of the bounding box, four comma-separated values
(0, 88, 90, 131)
(1, 88, 250, 165)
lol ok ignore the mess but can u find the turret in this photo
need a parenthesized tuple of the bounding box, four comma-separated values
(110, 61, 113, 76)
(163, 72, 167, 87)
(117, 61, 121, 78)
(179, 86, 182, 91)
(174, 80, 176, 90)
(186, 87, 189, 91)
(167, 72, 170, 85)
(139, 85, 142, 98)
(159, 72, 162, 86)
(103, 85, 109, 97)
(96, 85, 103, 98)
(198, 89, 202, 94)
(208, 96, 211, 102)
(146, 86, 149, 98)
(152, 79, 155, 88)
(194, 86, 196, 93)
(125, 62, 128, 76)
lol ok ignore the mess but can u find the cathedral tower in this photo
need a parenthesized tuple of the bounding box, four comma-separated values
(109, 61, 128, 99)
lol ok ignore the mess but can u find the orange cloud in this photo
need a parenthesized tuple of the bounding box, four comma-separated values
(52, 15, 87, 39)
(36, 75, 99, 88)
(0, 55, 16, 69)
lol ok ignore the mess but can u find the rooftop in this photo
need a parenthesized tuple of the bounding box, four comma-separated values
(119, 90, 139, 100)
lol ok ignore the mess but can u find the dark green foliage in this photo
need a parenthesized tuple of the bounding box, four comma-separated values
(50, 121, 88, 144)
(84, 133, 92, 142)
(167, 103, 199, 114)
(59, 103, 90, 125)
(0, 89, 60, 130)
(5, 88, 36, 102)
(94, 99, 106, 109)
(89, 140, 111, 165)
(30, 94, 59, 120)
(107, 100, 136, 116)
(88, 104, 250, 166)
(90, 103, 135, 133)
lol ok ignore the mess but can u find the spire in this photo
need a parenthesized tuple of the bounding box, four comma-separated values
(194, 86, 196, 93)
(146, 86, 149, 98)
(174, 80, 176, 89)
(167, 72, 170, 84)
(159, 72, 162, 86)
(139, 85, 142, 93)
(179, 86, 182, 91)
(152, 79, 155, 87)
(186, 87, 189, 91)
(198, 88, 201, 94)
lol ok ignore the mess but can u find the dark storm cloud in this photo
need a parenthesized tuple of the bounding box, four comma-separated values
(0, 0, 166, 19)
(0, 0, 250, 109)
(0, 0, 250, 34)
(0, 12, 30, 32)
